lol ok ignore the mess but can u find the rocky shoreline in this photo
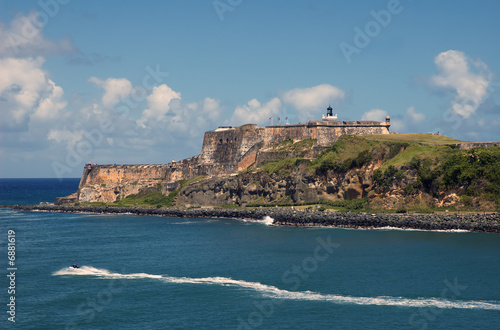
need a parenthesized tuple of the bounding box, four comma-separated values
(6, 204, 500, 233)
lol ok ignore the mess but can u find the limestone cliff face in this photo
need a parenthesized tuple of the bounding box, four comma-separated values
(174, 161, 381, 207)
(76, 165, 167, 203)
(173, 159, 473, 210)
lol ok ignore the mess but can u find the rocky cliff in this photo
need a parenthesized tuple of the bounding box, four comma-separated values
(173, 163, 376, 207)
(175, 135, 500, 211)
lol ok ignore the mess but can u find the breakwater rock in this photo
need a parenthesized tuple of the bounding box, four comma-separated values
(9, 204, 500, 233)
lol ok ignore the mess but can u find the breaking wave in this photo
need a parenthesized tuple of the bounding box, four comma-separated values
(236, 216, 274, 226)
(53, 266, 500, 310)
(260, 216, 274, 226)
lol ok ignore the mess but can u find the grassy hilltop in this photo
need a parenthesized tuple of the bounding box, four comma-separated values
(258, 134, 499, 212)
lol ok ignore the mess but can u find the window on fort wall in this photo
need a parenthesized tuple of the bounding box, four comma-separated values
(220, 139, 223, 144)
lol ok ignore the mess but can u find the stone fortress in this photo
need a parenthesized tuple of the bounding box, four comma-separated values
(200, 106, 391, 175)
(57, 107, 393, 204)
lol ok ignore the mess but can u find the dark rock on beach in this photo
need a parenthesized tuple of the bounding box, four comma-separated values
(8, 204, 500, 234)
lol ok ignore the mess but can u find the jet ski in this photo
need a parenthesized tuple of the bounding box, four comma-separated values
(71, 262, 80, 269)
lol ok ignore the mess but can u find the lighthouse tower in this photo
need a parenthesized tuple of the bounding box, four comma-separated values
(322, 105, 338, 121)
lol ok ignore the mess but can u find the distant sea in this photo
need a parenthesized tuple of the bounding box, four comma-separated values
(0, 178, 80, 206)
(1, 178, 500, 329)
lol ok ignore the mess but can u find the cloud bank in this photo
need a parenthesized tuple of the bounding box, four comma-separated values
(0, 12, 74, 57)
(282, 84, 346, 122)
(431, 50, 492, 118)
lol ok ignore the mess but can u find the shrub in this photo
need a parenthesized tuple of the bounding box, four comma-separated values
(441, 147, 500, 198)
(345, 198, 367, 210)
(345, 150, 372, 170)
(261, 158, 302, 176)
(408, 157, 419, 170)
(386, 142, 409, 160)
(372, 165, 404, 192)
(461, 195, 473, 208)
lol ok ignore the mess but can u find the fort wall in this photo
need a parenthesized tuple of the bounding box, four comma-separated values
(80, 164, 168, 186)
(199, 120, 390, 173)
(453, 142, 500, 150)
(73, 156, 203, 204)
(200, 124, 265, 175)
(262, 125, 317, 147)
(79, 156, 203, 187)
(316, 121, 390, 146)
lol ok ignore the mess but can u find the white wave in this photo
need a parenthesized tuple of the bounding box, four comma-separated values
(53, 266, 500, 311)
(372, 226, 470, 233)
(1, 210, 47, 221)
(169, 221, 200, 225)
(236, 216, 274, 226)
(260, 216, 274, 226)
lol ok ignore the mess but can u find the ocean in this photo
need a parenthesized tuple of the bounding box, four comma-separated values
(1, 179, 499, 329)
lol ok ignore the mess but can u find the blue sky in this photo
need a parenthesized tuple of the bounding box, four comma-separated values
(1, 0, 499, 178)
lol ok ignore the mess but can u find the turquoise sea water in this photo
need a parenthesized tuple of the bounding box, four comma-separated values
(1, 179, 500, 329)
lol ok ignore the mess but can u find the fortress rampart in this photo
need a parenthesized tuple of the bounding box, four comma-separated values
(199, 119, 390, 175)
(71, 156, 203, 204)
(453, 142, 500, 150)
(79, 156, 202, 187)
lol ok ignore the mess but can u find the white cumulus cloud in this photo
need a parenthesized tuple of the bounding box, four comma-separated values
(0, 57, 67, 130)
(88, 77, 133, 108)
(283, 84, 345, 122)
(183, 97, 223, 136)
(139, 84, 182, 124)
(229, 97, 282, 126)
(32, 80, 67, 121)
(137, 83, 222, 139)
(406, 106, 425, 124)
(431, 50, 491, 118)
(361, 108, 388, 121)
(361, 107, 424, 133)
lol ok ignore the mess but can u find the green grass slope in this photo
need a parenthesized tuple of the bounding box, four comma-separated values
(362, 133, 462, 145)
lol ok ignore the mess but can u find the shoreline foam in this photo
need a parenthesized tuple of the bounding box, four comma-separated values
(7, 204, 500, 234)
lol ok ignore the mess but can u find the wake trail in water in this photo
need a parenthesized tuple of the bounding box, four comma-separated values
(53, 266, 500, 311)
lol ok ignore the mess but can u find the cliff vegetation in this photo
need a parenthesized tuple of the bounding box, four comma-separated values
(173, 134, 500, 212)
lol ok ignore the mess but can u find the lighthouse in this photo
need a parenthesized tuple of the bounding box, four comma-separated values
(322, 105, 338, 121)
